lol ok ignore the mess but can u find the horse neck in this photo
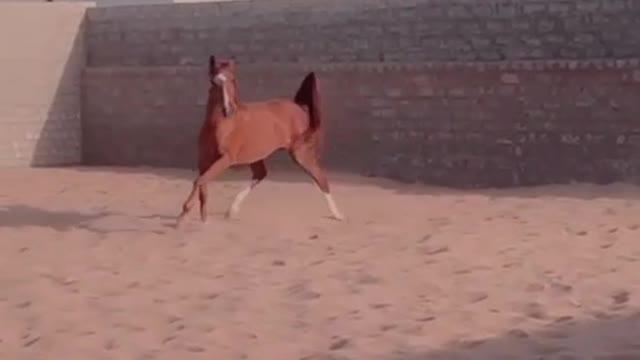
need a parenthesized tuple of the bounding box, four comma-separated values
(204, 86, 239, 125)
(204, 90, 223, 124)
(225, 79, 241, 111)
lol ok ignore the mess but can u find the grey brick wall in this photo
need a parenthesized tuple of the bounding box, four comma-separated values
(7, 0, 638, 187)
(0, 3, 90, 167)
(83, 61, 640, 188)
(86, 0, 640, 67)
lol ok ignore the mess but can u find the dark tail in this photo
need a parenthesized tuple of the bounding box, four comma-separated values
(293, 72, 321, 132)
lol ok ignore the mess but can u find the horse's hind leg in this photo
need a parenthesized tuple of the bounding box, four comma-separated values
(226, 160, 267, 219)
(289, 144, 344, 221)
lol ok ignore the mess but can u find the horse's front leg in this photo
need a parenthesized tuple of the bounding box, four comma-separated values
(197, 153, 216, 223)
(176, 155, 232, 227)
(199, 184, 208, 222)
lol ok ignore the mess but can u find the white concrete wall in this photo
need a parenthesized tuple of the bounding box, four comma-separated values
(0, 2, 93, 166)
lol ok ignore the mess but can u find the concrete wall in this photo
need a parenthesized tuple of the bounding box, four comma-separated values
(86, 0, 640, 66)
(83, 60, 640, 188)
(0, 2, 91, 167)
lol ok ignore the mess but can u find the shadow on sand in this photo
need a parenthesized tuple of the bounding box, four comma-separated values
(0, 204, 169, 234)
(301, 311, 640, 360)
(389, 311, 640, 360)
(0, 204, 114, 231)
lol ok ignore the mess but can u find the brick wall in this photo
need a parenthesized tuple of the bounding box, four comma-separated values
(86, 0, 640, 67)
(0, 2, 91, 167)
(83, 60, 640, 187)
(11, 0, 634, 187)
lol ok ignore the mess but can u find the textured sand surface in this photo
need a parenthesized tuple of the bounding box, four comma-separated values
(1, 166, 639, 360)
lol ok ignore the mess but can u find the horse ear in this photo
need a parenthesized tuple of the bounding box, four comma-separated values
(209, 55, 216, 70)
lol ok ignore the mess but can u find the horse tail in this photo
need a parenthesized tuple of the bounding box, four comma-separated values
(293, 72, 321, 132)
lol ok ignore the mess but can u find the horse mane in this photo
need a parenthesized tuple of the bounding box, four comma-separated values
(229, 77, 241, 110)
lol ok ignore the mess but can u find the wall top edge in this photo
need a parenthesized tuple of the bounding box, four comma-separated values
(84, 59, 640, 74)
(85, 0, 612, 16)
(0, 2, 96, 8)
(84, 0, 390, 13)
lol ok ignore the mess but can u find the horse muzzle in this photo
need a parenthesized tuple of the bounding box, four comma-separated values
(213, 73, 227, 86)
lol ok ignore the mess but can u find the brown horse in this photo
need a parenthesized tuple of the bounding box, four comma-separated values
(176, 56, 345, 226)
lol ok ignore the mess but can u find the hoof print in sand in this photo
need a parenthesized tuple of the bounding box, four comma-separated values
(549, 282, 573, 295)
(455, 338, 487, 349)
(525, 283, 545, 292)
(356, 273, 383, 285)
(166, 315, 182, 324)
(272, 259, 287, 266)
(185, 345, 206, 353)
(16, 301, 32, 309)
(301, 354, 351, 360)
(521, 302, 548, 320)
(553, 315, 575, 324)
(465, 291, 489, 304)
(543, 329, 571, 339)
(507, 328, 530, 338)
(453, 267, 473, 275)
(419, 245, 450, 256)
(23, 335, 40, 347)
(416, 315, 436, 322)
(103, 338, 116, 350)
(287, 282, 321, 301)
(161, 335, 177, 345)
(530, 341, 568, 356)
(590, 310, 616, 320)
(611, 290, 630, 305)
(554, 355, 579, 360)
(379, 324, 397, 332)
(328, 337, 350, 351)
(369, 303, 391, 310)
(199, 292, 219, 300)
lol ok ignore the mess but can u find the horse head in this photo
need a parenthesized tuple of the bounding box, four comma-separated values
(208, 55, 238, 117)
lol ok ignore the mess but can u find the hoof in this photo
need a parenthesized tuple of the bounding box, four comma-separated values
(332, 213, 346, 222)
(225, 207, 240, 220)
(176, 211, 189, 228)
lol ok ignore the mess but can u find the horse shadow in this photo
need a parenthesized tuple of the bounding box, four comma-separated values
(0, 204, 168, 235)
(0, 204, 113, 231)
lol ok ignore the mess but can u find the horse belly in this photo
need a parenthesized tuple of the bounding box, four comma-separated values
(232, 120, 286, 163)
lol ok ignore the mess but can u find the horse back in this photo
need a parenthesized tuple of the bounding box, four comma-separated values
(239, 98, 310, 132)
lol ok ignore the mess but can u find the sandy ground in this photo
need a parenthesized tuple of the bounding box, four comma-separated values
(1, 166, 640, 360)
